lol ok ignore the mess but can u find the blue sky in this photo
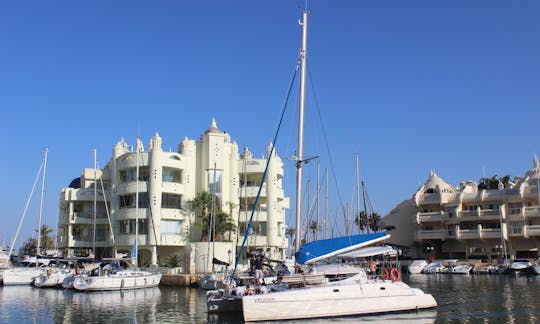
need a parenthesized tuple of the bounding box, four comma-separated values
(1, 1, 539, 246)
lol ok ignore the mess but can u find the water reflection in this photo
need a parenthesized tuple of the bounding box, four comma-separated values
(0, 275, 539, 323)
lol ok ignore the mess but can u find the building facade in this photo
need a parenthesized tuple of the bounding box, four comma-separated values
(383, 156, 540, 261)
(57, 119, 290, 273)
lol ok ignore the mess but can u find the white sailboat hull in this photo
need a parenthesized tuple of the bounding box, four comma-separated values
(2, 268, 43, 285)
(73, 271, 161, 291)
(241, 279, 437, 322)
(34, 269, 74, 287)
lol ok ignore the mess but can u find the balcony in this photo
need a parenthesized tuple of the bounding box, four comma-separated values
(238, 210, 267, 222)
(457, 229, 481, 240)
(416, 211, 446, 224)
(478, 209, 503, 220)
(245, 234, 268, 247)
(524, 225, 540, 237)
(458, 210, 479, 220)
(71, 212, 109, 224)
(242, 186, 267, 197)
(479, 228, 502, 239)
(115, 234, 149, 246)
(160, 234, 187, 246)
(71, 235, 112, 248)
(524, 206, 540, 218)
(414, 230, 446, 240)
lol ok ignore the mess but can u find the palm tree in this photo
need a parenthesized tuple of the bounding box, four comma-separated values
(38, 224, 55, 253)
(308, 221, 319, 241)
(368, 212, 382, 232)
(214, 211, 237, 241)
(188, 191, 212, 241)
(354, 211, 368, 232)
(163, 255, 183, 268)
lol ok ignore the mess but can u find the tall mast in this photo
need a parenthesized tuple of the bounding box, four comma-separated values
(37, 148, 48, 259)
(295, 8, 308, 253)
(135, 137, 141, 267)
(93, 149, 97, 257)
(355, 153, 360, 233)
(325, 167, 328, 239)
(316, 161, 320, 240)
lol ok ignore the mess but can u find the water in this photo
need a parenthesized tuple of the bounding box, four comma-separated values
(1, 274, 539, 323)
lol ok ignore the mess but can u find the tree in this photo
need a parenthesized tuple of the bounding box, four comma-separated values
(188, 191, 213, 241)
(163, 255, 183, 268)
(214, 211, 237, 241)
(21, 238, 37, 256)
(38, 224, 55, 253)
(308, 221, 319, 240)
(354, 211, 368, 232)
(368, 212, 382, 232)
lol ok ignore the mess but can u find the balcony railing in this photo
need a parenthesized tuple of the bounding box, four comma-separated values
(457, 229, 481, 240)
(160, 234, 187, 246)
(416, 211, 446, 224)
(479, 228, 502, 239)
(414, 230, 446, 240)
(524, 225, 540, 237)
(524, 206, 540, 218)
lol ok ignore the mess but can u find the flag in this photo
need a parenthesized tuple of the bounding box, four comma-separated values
(131, 240, 137, 259)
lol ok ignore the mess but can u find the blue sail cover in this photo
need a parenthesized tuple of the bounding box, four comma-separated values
(295, 232, 390, 265)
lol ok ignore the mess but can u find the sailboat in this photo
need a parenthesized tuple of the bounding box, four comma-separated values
(238, 8, 437, 322)
(71, 142, 162, 291)
(3, 149, 50, 285)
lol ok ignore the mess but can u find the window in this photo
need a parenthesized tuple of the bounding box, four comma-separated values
(509, 221, 524, 234)
(161, 220, 182, 235)
(118, 219, 148, 234)
(119, 166, 149, 182)
(507, 202, 522, 215)
(163, 167, 182, 183)
(119, 193, 149, 208)
(162, 193, 182, 209)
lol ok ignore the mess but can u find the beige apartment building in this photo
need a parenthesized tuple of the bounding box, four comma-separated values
(384, 156, 540, 261)
(56, 119, 289, 273)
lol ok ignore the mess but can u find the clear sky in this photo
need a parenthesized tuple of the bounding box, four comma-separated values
(1, 1, 539, 247)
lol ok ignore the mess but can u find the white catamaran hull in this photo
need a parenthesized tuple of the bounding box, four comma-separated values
(241, 279, 437, 322)
(73, 271, 162, 291)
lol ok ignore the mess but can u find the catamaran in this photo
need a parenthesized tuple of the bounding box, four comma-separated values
(207, 7, 437, 321)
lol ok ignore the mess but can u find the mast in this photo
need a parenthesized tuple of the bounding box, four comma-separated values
(135, 137, 141, 267)
(316, 161, 320, 240)
(355, 153, 360, 233)
(92, 149, 97, 257)
(325, 167, 328, 240)
(37, 148, 48, 260)
(295, 8, 308, 253)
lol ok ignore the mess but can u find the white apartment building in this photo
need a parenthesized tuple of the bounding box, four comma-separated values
(57, 119, 290, 273)
(383, 156, 540, 261)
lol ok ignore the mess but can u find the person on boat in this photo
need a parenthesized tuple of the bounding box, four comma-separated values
(368, 260, 377, 278)
(259, 283, 270, 294)
(253, 255, 264, 284)
(307, 264, 317, 274)
(232, 286, 246, 296)
(246, 285, 255, 295)
(294, 265, 304, 274)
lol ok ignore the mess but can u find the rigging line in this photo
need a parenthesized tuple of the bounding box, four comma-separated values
(8, 159, 44, 259)
(230, 57, 301, 284)
(306, 66, 347, 233)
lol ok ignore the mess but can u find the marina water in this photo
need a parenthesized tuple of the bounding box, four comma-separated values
(1, 274, 539, 323)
